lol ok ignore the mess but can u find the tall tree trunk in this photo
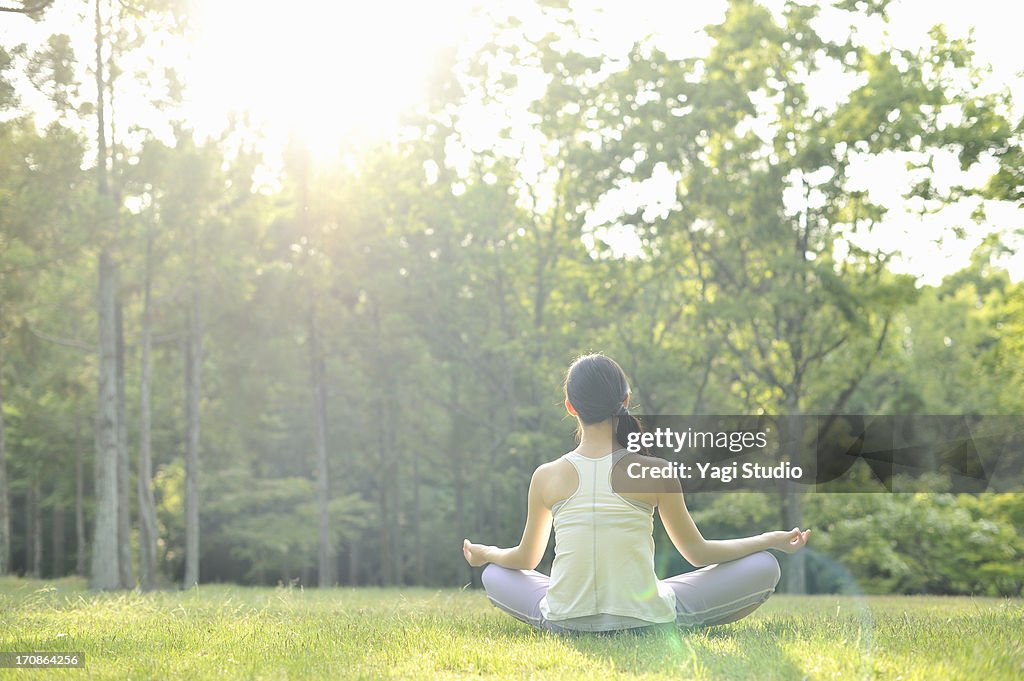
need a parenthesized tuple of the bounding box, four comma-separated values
(412, 448, 422, 585)
(371, 304, 392, 586)
(308, 287, 332, 587)
(137, 229, 158, 590)
(109, 27, 129, 588)
(387, 402, 403, 585)
(115, 301, 133, 588)
(90, 0, 120, 591)
(347, 534, 360, 585)
(780, 480, 805, 592)
(92, 251, 121, 590)
(376, 424, 391, 586)
(75, 421, 86, 576)
(29, 475, 41, 578)
(781, 409, 806, 594)
(52, 503, 65, 577)
(450, 370, 471, 585)
(183, 286, 202, 588)
(0, 363, 9, 575)
(93, 0, 108, 202)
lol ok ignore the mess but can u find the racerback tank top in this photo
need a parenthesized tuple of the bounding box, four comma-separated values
(538, 449, 677, 627)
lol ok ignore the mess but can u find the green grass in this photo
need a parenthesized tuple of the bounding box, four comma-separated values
(1, 577, 1022, 679)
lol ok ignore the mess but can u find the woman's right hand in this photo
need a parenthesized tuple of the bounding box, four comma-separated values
(463, 539, 491, 567)
(765, 527, 811, 554)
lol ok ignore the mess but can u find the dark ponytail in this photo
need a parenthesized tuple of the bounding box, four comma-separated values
(564, 354, 647, 452)
(614, 403, 646, 453)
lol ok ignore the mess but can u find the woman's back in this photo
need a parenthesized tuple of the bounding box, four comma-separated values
(539, 449, 677, 628)
(465, 353, 802, 633)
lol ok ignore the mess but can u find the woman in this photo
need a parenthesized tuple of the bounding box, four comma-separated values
(462, 353, 810, 633)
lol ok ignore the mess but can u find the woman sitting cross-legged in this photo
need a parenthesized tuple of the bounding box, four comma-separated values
(462, 353, 810, 633)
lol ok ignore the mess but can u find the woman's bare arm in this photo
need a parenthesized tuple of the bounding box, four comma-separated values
(657, 479, 810, 567)
(463, 465, 553, 570)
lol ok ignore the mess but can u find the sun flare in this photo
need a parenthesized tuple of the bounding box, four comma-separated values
(183, 0, 478, 159)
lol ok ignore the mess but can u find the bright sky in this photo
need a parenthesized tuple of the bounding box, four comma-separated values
(4, 0, 1023, 284)
(182, 0, 484, 152)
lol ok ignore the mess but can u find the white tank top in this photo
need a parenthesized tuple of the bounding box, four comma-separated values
(538, 450, 677, 627)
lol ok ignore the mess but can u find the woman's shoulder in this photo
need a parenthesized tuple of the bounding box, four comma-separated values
(533, 454, 575, 479)
(531, 455, 579, 508)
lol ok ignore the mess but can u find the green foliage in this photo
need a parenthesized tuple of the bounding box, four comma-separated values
(809, 493, 1024, 596)
(25, 34, 77, 115)
(691, 492, 1024, 597)
(1, 0, 1022, 593)
(201, 469, 370, 584)
(0, 44, 24, 109)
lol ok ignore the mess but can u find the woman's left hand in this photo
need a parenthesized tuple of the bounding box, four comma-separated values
(462, 539, 490, 567)
(765, 527, 811, 554)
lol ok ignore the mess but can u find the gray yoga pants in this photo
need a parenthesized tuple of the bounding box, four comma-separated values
(481, 551, 781, 632)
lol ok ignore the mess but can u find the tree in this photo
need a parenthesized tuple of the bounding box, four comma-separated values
(0, 364, 7, 575)
(85, 0, 192, 589)
(136, 213, 157, 589)
(89, 0, 121, 590)
(278, 141, 336, 586)
(0, 0, 54, 18)
(0, 45, 13, 574)
(1, 37, 93, 577)
(587, 0, 1015, 591)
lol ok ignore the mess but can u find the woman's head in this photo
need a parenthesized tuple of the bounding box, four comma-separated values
(564, 353, 644, 449)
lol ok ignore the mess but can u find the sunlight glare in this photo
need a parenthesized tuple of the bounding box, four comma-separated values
(184, 0, 477, 160)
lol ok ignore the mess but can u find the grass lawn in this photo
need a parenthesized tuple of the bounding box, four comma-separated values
(1, 577, 1021, 680)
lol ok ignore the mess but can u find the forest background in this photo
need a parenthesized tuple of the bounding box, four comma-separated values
(1, 0, 1022, 597)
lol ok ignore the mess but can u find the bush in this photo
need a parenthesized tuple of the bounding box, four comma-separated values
(689, 492, 1024, 596)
